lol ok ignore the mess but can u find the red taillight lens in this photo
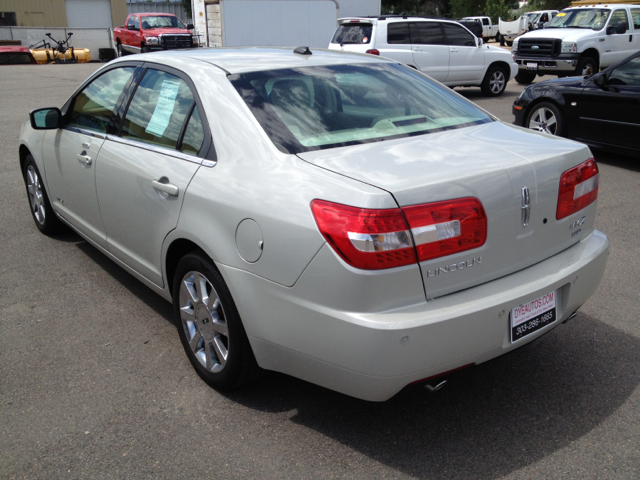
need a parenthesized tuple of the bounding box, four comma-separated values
(311, 200, 416, 270)
(402, 198, 487, 262)
(365, 49, 380, 55)
(311, 197, 487, 270)
(556, 158, 599, 220)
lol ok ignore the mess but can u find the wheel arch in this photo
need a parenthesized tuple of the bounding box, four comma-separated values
(165, 238, 205, 297)
(486, 60, 512, 80)
(19, 144, 31, 172)
(580, 48, 599, 67)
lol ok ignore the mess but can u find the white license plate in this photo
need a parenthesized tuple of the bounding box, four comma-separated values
(526, 62, 538, 70)
(510, 291, 556, 343)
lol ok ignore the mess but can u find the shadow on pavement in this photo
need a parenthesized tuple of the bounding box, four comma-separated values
(223, 314, 640, 479)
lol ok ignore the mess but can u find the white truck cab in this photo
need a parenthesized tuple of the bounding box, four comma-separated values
(513, 4, 640, 83)
(461, 16, 499, 39)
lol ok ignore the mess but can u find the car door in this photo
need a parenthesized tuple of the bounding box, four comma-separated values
(601, 9, 633, 67)
(41, 65, 137, 249)
(442, 23, 484, 84)
(95, 66, 210, 287)
(383, 22, 415, 67)
(630, 8, 640, 50)
(410, 21, 450, 82)
(576, 55, 640, 151)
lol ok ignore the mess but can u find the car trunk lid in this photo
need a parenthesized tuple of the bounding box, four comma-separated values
(298, 121, 596, 299)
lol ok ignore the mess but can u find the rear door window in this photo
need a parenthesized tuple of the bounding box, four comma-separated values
(331, 23, 373, 44)
(121, 69, 195, 150)
(414, 22, 445, 44)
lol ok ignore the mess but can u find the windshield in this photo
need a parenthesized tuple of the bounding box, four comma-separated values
(230, 63, 491, 154)
(331, 24, 373, 44)
(0, 52, 35, 65)
(525, 13, 541, 24)
(140, 15, 185, 29)
(546, 9, 610, 30)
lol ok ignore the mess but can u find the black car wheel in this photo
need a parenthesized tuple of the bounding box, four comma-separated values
(526, 102, 566, 137)
(481, 66, 508, 97)
(575, 56, 597, 77)
(117, 42, 126, 57)
(515, 71, 536, 85)
(173, 251, 262, 390)
(22, 154, 66, 235)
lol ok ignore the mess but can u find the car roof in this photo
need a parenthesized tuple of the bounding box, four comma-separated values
(564, 3, 636, 8)
(0, 46, 31, 53)
(133, 46, 395, 74)
(337, 16, 463, 26)
(135, 12, 176, 17)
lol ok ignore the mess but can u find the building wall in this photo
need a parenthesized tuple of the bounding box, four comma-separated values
(0, 0, 126, 28)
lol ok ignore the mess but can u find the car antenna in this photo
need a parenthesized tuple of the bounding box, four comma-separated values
(294, 46, 312, 55)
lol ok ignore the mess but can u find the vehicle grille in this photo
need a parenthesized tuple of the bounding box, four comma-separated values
(518, 38, 561, 57)
(161, 35, 192, 49)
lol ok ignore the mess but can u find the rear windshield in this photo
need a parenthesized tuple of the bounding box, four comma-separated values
(230, 63, 491, 154)
(331, 24, 373, 45)
(0, 52, 35, 65)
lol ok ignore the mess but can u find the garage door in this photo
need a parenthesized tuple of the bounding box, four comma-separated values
(65, 0, 112, 28)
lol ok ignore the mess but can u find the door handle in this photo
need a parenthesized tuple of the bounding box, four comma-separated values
(82, 142, 91, 148)
(152, 179, 179, 197)
(77, 153, 92, 166)
(450, 48, 458, 52)
(413, 46, 422, 51)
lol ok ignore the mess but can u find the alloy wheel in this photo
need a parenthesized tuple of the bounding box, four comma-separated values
(179, 271, 229, 373)
(490, 70, 506, 94)
(528, 107, 558, 135)
(26, 165, 46, 225)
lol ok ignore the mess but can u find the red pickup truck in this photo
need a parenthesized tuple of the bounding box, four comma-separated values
(113, 13, 197, 57)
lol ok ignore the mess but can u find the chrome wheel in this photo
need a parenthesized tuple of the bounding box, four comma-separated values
(117, 43, 124, 57)
(489, 70, 506, 94)
(26, 164, 46, 226)
(580, 61, 595, 76)
(179, 271, 229, 373)
(528, 107, 558, 135)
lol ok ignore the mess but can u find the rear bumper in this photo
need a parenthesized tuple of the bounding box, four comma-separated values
(220, 230, 609, 401)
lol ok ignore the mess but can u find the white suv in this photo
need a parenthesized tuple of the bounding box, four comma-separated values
(328, 16, 518, 96)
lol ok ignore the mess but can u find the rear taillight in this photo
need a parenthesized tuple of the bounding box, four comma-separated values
(556, 158, 599, 220)
(311, 197, 487, 270)
(310, 200, 416, 270)
(403, 198, 487, 262)
(365, 49, 380, 55)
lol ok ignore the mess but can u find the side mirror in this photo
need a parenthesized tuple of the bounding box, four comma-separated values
(616, 21, 627, 34)
(127, 24, 137, 31)
(187, 23, 194, 30)
(593, 74, 607, 88)
(30, 107, 61, 130)
(477, 37, 484, 47)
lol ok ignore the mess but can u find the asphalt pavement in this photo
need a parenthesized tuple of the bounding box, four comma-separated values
(1, 59, 639, 479)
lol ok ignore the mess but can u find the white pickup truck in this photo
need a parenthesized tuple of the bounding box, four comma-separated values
(499, 11, 559, 45)
(512, 4, 640, 83)
(461, 16, 499, 39)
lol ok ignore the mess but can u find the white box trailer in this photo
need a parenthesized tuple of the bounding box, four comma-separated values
(191, 0, 380, 48)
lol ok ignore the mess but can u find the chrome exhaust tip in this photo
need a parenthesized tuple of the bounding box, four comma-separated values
(424, 380, 448, 393)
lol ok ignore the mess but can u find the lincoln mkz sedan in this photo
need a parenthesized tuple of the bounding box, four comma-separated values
(19, 47, 609, 401)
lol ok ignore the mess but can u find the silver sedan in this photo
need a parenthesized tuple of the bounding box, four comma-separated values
(19, 47, 609, 401)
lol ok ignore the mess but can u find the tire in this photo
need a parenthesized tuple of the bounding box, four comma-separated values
(141, 44, 150, 54)
(525, 102, 566, 137)
(116, 42, 126, 58)
(481, 65, 508, 97)
(173, 251, 261, 390)
(515, 70, 536, 85)
(506, 41, 513, 47)
(575, 56, 597, 77)
(22, 154, 66, 235)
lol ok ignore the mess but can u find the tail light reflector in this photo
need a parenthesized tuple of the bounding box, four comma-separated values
(365, 49, 380, 55)
(311, 197, 487, 270)
(556, 158, 599, 220)
(402, 198, 487, 262)
(311, 200, 416, 270)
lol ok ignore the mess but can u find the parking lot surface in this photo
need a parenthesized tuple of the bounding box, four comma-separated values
(1, 60, 639, 479)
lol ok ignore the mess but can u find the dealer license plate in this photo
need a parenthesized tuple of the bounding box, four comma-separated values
(526, 62, 538, 70)
(510, 291, 556, 343)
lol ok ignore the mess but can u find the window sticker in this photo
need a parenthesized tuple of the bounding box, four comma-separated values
(145, 79, 181, 137)
(557, 12, 566, 16)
